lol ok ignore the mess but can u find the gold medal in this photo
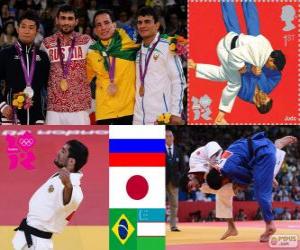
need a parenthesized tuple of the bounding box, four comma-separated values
(48, 185, 54, 193)
(60, 79, 68, 91)
(107, 82, 117, 96)
(139, 85, 145, 97)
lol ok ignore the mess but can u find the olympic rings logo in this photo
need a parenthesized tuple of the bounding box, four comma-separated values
(18, 138, 34, 147)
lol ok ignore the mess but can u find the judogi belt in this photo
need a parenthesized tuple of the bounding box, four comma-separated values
(14, 218, 53, 248)
(247, 137, 255, 158)
(230, 35, 239, 50)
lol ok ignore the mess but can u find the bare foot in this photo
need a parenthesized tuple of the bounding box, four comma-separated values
(214, 111, 228, 125)
(275, 136, 297, 149)
(220, 227, 238, 240)
(259, 225, 276, 242)
(215, 118, 228, 125)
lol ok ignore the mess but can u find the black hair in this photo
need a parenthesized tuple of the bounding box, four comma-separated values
(57, 5, 78, 19)
(136, 6, 159, 23)
(18, 10, 40, 29)
(93, 9, 115, 27)
(206, 168, 223, 190)
(271, 50, 286, 71)
(256, 98, 273, 114)
(67, 140, 89, 172)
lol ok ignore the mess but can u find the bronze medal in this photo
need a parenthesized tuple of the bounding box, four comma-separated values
(139, 85, 145, 97)
(107, 82, 117, 96)
(48, 185, 54, 193)
(60, 79, 68, 91)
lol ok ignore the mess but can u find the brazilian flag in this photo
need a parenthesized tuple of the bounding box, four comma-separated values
(89, 28, 140, 72)
(110, 209, 165, 250)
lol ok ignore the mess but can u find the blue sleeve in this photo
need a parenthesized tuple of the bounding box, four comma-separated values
(221, 163, 252, 185)
(257, 71, 281, 94)
(239, 71, 256, 103)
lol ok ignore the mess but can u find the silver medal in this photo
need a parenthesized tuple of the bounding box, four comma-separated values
(24, 86, 34, 98)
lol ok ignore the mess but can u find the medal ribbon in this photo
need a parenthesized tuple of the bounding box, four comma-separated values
(57, 37, 76, 79)
(139, 38, 160, 88)
(106, 56, 116, 83)
(15, 42, 36, 87)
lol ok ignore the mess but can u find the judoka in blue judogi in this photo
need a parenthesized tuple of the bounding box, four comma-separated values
(206, 132, 278, 242)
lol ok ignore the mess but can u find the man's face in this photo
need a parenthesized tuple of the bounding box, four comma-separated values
(54, 144, 70, 168)
(254, 87, 271, 107)
(137, 15, 160, 40)
(265, 57, 277, 70)
(94, 13, 116, 41)
(1, 4, 8, 14)
(17, 19, 37, 44)
(56, 12, 78, 35)
(166, 130, 174, 146)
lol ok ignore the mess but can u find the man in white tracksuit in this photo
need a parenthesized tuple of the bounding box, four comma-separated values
(189, 2, 286, 124)
(133, 7, 186, 125)
(12, 140, 89, 250)
(188, 135, 297, 240)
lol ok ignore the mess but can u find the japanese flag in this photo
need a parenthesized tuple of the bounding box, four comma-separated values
(109, 167, 165, 209)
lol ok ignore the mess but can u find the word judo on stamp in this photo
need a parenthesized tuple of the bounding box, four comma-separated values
(188, 0, 298, 125)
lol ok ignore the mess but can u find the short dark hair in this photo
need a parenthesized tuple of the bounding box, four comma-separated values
(271, 50, 286, 71)
(57, 5, 78, 19)
(93, 9, 115, 27)
(67, 140, 89, 172)
(18, 10, 40, 29)
(136, 6, 159, 23)
(256, 98, 273, 114)
(206, 168, 223, 190)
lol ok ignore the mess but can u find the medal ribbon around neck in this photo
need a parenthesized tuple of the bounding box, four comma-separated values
(57, 36, 76, 80)
(139, 38, 160, 95)
(106, 56, 116, 84)
(15, 42, 36, 96)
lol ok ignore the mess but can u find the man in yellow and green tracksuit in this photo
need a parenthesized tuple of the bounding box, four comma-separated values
(87, 9, 139, 124)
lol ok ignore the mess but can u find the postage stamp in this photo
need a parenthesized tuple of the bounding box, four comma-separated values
(188, 0, 299, 124)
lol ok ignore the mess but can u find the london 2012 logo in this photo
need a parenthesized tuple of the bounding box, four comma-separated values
(5, 131, 36, 170)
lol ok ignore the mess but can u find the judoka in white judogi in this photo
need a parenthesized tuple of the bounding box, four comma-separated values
(12, 140, 88, 250)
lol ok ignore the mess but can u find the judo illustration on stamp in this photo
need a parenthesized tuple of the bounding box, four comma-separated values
(188, 0, 298, 124)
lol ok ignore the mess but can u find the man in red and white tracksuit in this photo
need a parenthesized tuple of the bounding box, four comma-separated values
(41, 5, 93, 125)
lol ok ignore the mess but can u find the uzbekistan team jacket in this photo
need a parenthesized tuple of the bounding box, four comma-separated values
(133, 33, 186, 124)
(0, 41, 50, 124)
